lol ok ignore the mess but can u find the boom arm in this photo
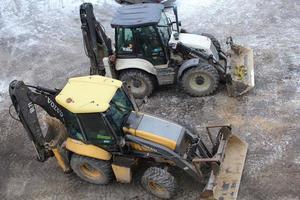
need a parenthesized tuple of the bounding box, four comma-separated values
(80, 3, 113, 76)
(9, 80, 64, 162)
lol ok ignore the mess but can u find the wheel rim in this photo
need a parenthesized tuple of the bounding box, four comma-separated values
(148, 181, 168, 196)
(127, 78, 146, 95)
(80, 163, 102, 180)
(189, 73, 212, 92)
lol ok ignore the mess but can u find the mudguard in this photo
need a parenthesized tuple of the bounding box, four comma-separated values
(177, 58, 200, 80)
(115, 58, 157, 76)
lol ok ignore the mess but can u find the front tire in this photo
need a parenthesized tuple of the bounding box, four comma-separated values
(180, 65, 220, 97)
(70, 154, 113, 185)
(141, 167, 177, 199)
(119, 70, 155, 99)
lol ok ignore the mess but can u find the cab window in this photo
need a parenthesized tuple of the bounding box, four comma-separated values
(64, 112, 84, 141)
(78, 113, 115, 146)
(158, 13, 170, 45)
(135, 26, 167, 65)
(116, 28, 134, 55)
(106, 89, 133, 134)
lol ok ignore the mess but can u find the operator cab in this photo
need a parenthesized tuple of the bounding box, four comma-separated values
(111, 4, 172, 66)
(55, 76, 138, 152)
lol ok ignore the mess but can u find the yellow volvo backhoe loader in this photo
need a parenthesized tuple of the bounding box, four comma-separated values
(9, 75, 247, 199)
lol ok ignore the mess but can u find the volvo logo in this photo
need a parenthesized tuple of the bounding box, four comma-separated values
(47, 97, 64, 118)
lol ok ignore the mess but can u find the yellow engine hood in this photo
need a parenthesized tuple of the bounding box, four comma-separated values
(123, 112, 185, 150)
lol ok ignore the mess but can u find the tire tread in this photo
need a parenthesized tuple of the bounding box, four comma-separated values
(181, 65, 220, 97)
(70, 154, 113, 185)
(119, 69, 155, 98)
(141, 167, 177, 199)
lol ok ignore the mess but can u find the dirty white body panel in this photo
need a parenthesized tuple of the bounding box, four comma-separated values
(169, 32, 218, 60)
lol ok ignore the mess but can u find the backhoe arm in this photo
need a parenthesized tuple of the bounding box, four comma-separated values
(9, 80, 64, 162)
(80, 3, 113, 76)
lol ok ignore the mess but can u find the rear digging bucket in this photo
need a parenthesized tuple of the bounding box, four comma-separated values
(201, 135, 248, 200)
(226, 45, 254, 97)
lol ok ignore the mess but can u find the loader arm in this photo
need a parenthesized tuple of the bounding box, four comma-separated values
(80, 3, 113, 76)
(9, 80, 64, 162)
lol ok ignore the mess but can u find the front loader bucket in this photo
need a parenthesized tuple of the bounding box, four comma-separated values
(201, 135, 248, 200)
(226, 44, 254, 97)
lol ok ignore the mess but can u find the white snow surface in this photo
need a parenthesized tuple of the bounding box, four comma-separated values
(0, 0, 226, 102)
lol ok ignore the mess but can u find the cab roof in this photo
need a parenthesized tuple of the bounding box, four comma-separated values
(111, 3, 164, 28)
(55, 76, 122, 114)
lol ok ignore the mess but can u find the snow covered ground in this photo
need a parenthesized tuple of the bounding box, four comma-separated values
(0, 0, 299, 199)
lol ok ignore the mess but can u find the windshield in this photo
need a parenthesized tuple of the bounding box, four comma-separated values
(106, 89, 134, 133)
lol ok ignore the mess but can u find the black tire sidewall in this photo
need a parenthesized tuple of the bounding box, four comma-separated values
(141, 167, 176, 199)
(70, 154, 112, 185)
(181, 65, 219, 97)
(119, 70, 155, 99)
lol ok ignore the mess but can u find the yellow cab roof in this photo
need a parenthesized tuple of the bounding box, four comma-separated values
(55, 75, 122, 113)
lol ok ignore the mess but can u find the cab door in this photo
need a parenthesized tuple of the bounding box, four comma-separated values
(134, 26, 168, 66)
(77, 113, 117, 150)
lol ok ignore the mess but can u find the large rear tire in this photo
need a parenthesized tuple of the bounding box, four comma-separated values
(180, 65, 220, 97)
(201, 33, 221, 52)
(141, 167, 177, 199)
(70, 154, 113, 185)
(119, 70, 155, 99)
